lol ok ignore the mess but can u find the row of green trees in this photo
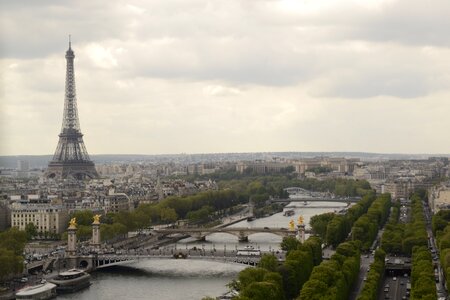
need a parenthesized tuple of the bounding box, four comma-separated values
(68, 189, 243, 241)
(0, 227, 27, 282)
(434, 210, 450, 290)
(182, 170, 372, 198)
(23, 222, 61, 241)
(356, 249, 386, 300)
(410, 246, 437, 299)
(403, 194, 428, 256)
(351, 193, 391, 251)
(298, 194, 392, 300)
(219, 176, 372, 202)
(379, 191, 437, 299)
(432, 209, 450, 235)
(298, 241, 361, 300)
(230, 236, 322, 300)
(380, 204, 404, 254)
(310, 192, 377, 247)
(381, 193, 428, 256)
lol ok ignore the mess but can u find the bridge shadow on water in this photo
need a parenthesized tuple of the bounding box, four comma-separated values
(95, 260, 245, 278)
(97, 265, 151, 276)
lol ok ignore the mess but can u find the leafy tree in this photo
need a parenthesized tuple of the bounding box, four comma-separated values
(70, 210, 94, 226)
(310, 212, 335, 240)
(259, 254, 278, 272)
(300, 236, 322, 266)
(76, 225, 92, 241)
(25, 222, 38, 240)
(160, 207, 178, 223)
(239, 281, 284, 300)
(357, 249, 385, 300)
(280, 236, 301, 253)
(432, 209, 450, 234)
(238, 268, 269, 289)
(0, 227, 27, 255)
(186, 205, 213, 223)
(411, 246, 436, 299)
(0, 228, 26, 281)
(298, 242, 360, 300)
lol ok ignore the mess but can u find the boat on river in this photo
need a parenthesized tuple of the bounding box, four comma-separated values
(15, 282, 57, 300)
(48, 269, 91, 294)
(283, 209, 295, 216)
(236, 245, 261, 257)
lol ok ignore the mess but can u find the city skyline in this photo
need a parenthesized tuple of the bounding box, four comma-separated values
(1, 0, 450, 156)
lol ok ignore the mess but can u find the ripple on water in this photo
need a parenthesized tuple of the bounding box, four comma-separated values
(58, 260, 244, 300)
(118, 259, 246, 277)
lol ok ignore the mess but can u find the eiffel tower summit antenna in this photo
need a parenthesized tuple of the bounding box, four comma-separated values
(46, 39, 98, 180)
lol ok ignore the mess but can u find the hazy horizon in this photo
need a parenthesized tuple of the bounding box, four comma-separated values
(2, 0, 450, 156)
(1, 150, 448, 158)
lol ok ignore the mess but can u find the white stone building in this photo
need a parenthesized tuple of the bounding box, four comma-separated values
(11, 205, 69, 234)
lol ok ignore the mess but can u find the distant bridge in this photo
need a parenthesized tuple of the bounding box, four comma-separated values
(284, 187, 311, 194)
(153, 227, 311, 242)
(271, 197, 361, 204)
(284, 205, 348, 209)
(280, 187, 361, 204)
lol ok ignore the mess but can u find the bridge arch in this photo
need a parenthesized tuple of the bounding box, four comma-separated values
(79, 260, 89, 269)
(154, 227, 301, 242)
(93, 254, 265, 269)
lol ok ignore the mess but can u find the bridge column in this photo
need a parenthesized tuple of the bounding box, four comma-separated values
(91, 215, 101, 249)
(295, 215, 306, 243)
(67, 220, 77, 256)
(238, 232, 248, 242)
(192, 232, 206, 241)
(249, 198, 254, 218)
(296, 224, 305, 243)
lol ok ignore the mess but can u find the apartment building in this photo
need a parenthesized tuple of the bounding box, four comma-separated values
(11, 205, 69, 234)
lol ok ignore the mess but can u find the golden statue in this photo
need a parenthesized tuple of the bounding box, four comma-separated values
(69, 217, 77, 228)
(289, 219, 295, 231)
(298, 216, 304, 225)
(93, 214, 101, 224)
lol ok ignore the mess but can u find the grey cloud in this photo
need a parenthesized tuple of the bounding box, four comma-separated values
(0, 0, 130, 58)
(2, 0, 450, 155)
(314, 72, 429, 99)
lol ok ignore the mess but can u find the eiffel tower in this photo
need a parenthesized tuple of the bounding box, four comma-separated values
(46, 38, 98, 180)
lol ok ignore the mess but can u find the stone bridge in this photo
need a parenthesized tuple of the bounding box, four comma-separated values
(153, 227, 311, 242)
(280, 187, 361, 204)
(68, 249, 286, 271)
(271, 197, 361, 204)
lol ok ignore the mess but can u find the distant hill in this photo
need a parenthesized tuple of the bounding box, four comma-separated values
(1, 152, 448, 169)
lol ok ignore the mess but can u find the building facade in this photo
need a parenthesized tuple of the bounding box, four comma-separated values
(104, 193, 130, 214)
(11, 205, 69, 234)
(0, 200, 10, 230)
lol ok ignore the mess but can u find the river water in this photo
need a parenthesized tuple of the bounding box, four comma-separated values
(59, 202, 347, 300)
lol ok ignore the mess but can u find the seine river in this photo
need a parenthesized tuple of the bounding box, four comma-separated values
(59, 202, 347, 300)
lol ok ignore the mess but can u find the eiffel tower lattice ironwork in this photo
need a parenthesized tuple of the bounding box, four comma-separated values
(46, 39, 98, 180)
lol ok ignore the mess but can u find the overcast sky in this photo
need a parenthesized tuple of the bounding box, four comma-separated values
(1, 0, 450, 155)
